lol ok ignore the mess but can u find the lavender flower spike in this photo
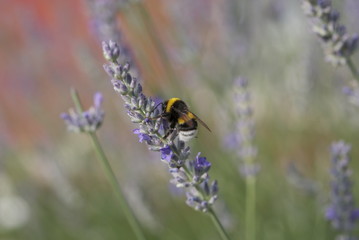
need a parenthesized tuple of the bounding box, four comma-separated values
(326, 141, 359, 239)
(231, 77, 260, 178)
(61, 92, 105, 133)
(102, 40, 220, 213)
(302, 0, 358, 66)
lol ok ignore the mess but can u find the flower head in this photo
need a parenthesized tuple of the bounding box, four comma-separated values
(102, 40, 219, 212)
(226, 77, 259, 178)
(61, 92, 105, 133)
(326, 141, 359, 236)
(302, 0, 359, 66)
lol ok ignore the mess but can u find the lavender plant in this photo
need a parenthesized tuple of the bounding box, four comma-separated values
(102, 40, 230, 240)
(61, 90, 146, 240)
(326, 141, 359, 240)
(227, 77, 258, 240)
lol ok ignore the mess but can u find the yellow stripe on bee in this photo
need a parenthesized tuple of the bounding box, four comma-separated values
(166, 98, 181, 113)
(178, 112, 195, 125)
(187, 112, 194, 119)
(178, 117, 185, 124)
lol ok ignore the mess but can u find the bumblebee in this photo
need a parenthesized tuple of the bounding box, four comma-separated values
(155, 98, 211, 142)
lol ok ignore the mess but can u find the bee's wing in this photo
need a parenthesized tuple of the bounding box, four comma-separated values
(173, 108, 211, 132)
(172, 108, 195, 127)
(189, 111, 211, 132)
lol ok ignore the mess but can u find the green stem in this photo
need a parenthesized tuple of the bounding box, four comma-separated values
(89, 132, 146, 240)
(245, 176, 256, 240)
(70, 90, 146, 240)
(346, 57, 359, 82)
(70, 88, 84, 113)
(208, 208, 231, 240)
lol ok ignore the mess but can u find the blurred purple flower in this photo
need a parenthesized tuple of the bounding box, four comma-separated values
(342, 81, 359, 106)
(87, 0, 135, 66)
(326, 141, 359, 237)
(61, 92, 105, 133)
(93, 92, 103, 109)
(226, 77, 259, 178)
(87, 0, 121, 42)
(302, 0, 359, 66)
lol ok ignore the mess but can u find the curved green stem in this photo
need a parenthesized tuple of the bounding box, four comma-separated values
(346, 57, 359, 82)
(70, 88, 84, 113)
(70, 90, 146, 240)
(89, 132, 146, 240)
(208, 208, 231, 240)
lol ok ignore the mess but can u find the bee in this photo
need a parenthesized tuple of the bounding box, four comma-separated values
(154, 98, 211, 142)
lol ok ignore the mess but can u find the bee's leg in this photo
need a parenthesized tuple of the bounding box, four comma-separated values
(149, 112, 170, 120)
(148, 113, 164, 120)
(164, 122, 176, 139)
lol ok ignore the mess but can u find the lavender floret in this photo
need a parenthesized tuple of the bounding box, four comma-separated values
(102, 40, 219, 212)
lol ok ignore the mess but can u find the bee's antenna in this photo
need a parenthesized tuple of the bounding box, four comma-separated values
(153, 101, 164, 111)
(148, 101, 164, 120)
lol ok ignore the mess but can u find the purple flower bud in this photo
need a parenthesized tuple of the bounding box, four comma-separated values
(234, 77, 248, 88)
(133, 83, 142, 96)
(133, 129, 151, 143)
(102, 40, 120, 61)
(103, 64, 115, 77)
(193, 153, 211, 178)
(328, 10, 340, 22)
(211, 180, 218, 195)
(60, 113, 72, 122)
(124, 73, 132, 85)
(160, 145, 173, 163)
(94, 92, 103, 109)
(129, 77, 136, 89)
(123, 62, 130, 72)
(203, 180, 210, 195)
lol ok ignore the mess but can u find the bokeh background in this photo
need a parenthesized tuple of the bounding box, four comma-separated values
(2, 0, 359, 239)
